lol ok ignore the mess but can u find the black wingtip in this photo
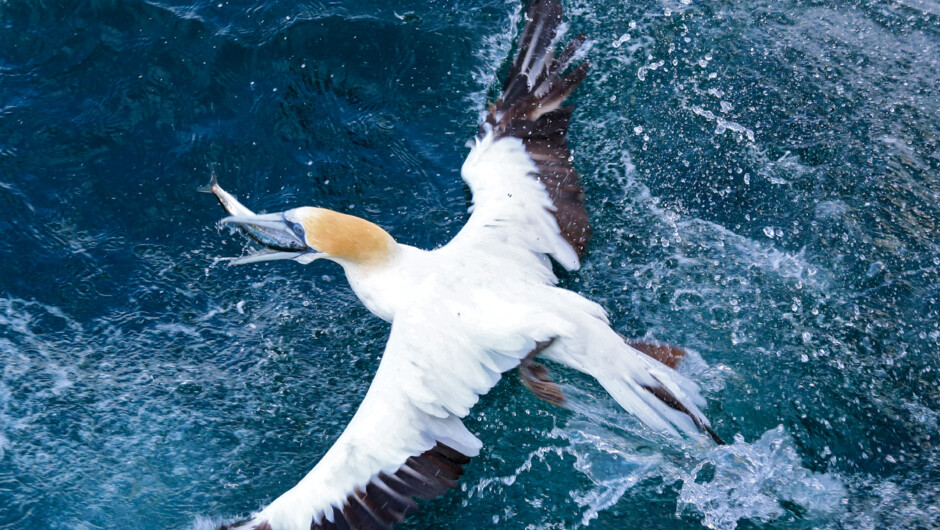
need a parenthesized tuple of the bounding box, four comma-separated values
(483, 0, 593, 260)
(641, 382, 725, 446)
(309, 443, 472, 529)
(704, 425, 726, 445)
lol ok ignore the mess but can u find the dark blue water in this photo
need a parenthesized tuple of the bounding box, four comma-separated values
(1, 0, 938, 528)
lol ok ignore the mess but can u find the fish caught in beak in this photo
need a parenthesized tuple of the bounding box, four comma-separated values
(200, 174, 324, 265)
(220, 213, 322, 265)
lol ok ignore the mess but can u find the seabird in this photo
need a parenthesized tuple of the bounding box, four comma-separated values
(210, 1, 722, 528)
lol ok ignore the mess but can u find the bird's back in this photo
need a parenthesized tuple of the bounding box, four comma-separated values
(344, 241, 561, 325)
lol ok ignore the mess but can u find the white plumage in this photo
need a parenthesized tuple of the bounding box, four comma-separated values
(215, 2, 720, 529)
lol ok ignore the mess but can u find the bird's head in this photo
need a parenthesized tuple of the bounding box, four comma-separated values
(221, 206, 397, 267)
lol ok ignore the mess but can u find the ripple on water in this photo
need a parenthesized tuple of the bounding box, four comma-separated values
(1, 0, 938, 528)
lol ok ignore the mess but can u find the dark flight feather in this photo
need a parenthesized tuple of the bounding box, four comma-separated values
(481, 0, 592, 259)
(307, 442, 471, 530)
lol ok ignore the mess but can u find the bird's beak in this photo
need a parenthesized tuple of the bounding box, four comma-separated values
(220, 213, 323, 265)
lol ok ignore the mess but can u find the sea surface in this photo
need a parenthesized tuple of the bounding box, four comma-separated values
(1, 0, 938, 528)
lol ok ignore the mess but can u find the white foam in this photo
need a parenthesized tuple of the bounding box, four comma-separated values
(676, 426, 846, 529)
(552, 407, 846, 529)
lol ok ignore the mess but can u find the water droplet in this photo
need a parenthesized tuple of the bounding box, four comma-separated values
(612, 33, 631, 48)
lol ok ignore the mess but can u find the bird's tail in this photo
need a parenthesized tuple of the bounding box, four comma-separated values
(542, 313, 723, 444)
(593, 343, 724, 444)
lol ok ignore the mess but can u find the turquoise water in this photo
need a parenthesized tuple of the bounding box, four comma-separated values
(1, 0, 937, 528)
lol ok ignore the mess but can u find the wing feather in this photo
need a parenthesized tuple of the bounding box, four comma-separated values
(449, 0, 591, 275)
(224, 4, 597, 529)
(228, 307, 542, 530)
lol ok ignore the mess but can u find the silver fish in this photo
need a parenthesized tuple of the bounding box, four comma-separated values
(199, 173, 307, 255)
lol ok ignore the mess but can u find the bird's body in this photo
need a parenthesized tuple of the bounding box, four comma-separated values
(247, 231, 711, 530)
(210, 1, 722, 528)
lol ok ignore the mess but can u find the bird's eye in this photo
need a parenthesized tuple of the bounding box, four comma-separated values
(291, 223, 305, 237)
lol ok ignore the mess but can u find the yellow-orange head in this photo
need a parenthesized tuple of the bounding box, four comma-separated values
(286, 207, 397, 266)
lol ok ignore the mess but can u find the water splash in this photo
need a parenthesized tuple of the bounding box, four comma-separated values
(690, 105, 755, 142)
(675, 427, 846, 529)
(557, 415, 845, 529)
(564, 420, 667, 526)
(465, 1, 520, 115)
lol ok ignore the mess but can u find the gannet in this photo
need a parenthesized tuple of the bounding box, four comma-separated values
(210, 1, 721, 528)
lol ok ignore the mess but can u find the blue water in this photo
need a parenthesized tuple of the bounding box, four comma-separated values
(1, 0, 938, 528)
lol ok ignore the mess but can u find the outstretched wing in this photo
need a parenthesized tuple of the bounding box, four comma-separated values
(229, 305, 549, 530)
(446, 0, 591, 276)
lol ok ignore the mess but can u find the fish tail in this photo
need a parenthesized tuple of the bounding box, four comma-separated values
(197, 170, 219, 194)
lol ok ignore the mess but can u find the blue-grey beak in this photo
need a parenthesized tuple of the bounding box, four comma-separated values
(220, 213, 320, 265)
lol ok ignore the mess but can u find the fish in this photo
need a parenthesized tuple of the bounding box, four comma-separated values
(199, 172, 307, 262)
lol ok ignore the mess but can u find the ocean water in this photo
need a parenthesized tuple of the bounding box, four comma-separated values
(1, 0, 937, 528)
